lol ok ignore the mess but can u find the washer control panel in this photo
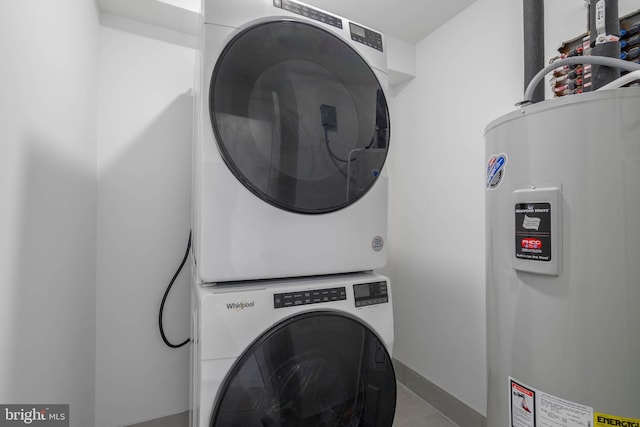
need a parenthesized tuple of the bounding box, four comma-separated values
(353, 281, 388, 307)
(273, 0, 343, 29)
(274, 287, 346, 309)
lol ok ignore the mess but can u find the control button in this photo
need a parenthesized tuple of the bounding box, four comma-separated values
(275, 287, 347, 309)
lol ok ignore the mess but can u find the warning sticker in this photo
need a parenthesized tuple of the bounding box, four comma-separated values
(595, 413, 640, 427)
(511, 379, 536, 427)
(509, 377, 593, 427)
(515, 203, 552, 262)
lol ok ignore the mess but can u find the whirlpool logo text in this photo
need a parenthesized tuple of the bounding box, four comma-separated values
(226, 301, 255, 311)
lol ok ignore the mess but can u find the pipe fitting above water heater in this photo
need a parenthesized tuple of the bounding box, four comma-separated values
(589, 0, 621, 89)
(522, 0, 637, 104)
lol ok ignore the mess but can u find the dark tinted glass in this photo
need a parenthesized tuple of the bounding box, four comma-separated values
(210, 312, 396, 426)
(210, 20, 390, 214)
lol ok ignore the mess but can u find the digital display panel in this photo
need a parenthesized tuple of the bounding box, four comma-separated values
(348, 22, 384, 52)
(350, 23, 366, 38)
(353, 283, 370, 299)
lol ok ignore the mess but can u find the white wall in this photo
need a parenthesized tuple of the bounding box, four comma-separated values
(95, 16, 195, 427)
(0, 2, 99, 427)
(387, 0, 640, 416)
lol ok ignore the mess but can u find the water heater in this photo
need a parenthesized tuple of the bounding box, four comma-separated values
(485, 88, 640, 427)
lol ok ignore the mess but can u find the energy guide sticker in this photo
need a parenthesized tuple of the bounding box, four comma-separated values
(509, 377, 593, 427)
(595, 413, 640, 427)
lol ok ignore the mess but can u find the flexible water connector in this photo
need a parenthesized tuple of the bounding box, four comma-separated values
(520, 56, 640, 105)
(620, 47, 640, 61)
(621, 24, 640, 38)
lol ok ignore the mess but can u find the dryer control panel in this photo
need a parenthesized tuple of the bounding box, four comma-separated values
(353, 281, 388, 307)
(272, 0, 384, 52)
(273, 0, 343, 29)
(274, 287, 346, 308)
(349, 23, 384, 52)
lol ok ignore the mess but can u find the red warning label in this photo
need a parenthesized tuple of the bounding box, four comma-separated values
(511, 379, 535, 427)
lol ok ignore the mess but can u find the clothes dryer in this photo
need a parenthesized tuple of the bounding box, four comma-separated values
(193, 0, 391, 283)
(190, 272, 396, 426)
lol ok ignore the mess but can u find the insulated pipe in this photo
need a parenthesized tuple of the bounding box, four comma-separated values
(523, 0, 545, 103)
(521, 56, 640, 104)
(589, 0, 621, 89)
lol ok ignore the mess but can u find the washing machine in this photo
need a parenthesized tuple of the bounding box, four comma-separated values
(193, 0, 391, 283)
(190, 272, 396, 426)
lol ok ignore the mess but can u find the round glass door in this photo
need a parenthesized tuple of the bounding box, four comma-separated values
(210, 312, 396, 426)
(210, 20, 390, 214)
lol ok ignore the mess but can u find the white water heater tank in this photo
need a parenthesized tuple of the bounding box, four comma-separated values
(485, 88, 640, 427)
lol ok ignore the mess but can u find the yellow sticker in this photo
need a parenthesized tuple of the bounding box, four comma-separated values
(595, 413, 640, 427)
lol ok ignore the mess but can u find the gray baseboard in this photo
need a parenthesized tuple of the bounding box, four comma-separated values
(123, 410, 189, 427)
(393, 358, 487, 427)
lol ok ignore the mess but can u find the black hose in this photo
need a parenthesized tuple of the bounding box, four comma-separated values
(159, 231, 191, 349)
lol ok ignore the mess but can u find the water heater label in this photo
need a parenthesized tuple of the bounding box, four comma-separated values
(515, 203, 551, 262)
(512, 187, 562, 276)
(510, 377, 593, 427)
(595, 413, 640, 427)
(487, 153, 508, 189)
(511, 379, 536, 427)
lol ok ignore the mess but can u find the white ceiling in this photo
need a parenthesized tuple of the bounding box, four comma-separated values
(98, 0, 478, 43)
(307, 0, 477, 43)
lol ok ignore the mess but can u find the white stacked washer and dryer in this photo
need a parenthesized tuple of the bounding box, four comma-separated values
(190, 0, 396, 425)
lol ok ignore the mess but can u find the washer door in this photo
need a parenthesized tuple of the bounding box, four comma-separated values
(209, 312, 396, 426)
(210, 20, 390, 214)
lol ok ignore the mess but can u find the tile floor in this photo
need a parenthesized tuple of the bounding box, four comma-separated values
(393, 382, 459, 427)
(128, 382, 458, 427)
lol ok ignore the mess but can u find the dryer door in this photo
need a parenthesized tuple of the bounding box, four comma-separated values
(209, 312, 396, 426)
(210, 20, 390, 214)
